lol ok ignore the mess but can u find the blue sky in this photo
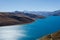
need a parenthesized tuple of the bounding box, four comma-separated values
(0, 0, 60, 12)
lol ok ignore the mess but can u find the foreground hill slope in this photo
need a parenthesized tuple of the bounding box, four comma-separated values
(38, 31, 60, 40)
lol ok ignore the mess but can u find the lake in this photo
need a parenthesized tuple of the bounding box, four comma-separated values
(0, 16, 60, 40)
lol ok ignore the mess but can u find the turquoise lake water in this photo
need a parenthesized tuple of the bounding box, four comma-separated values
(0, 16, 60, 40)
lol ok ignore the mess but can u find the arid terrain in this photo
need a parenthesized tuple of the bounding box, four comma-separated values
(0, 12, 45, 26)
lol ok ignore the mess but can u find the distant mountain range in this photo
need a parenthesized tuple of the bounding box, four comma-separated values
(53, 10, 60, 16)
(23, 10, 60, 16)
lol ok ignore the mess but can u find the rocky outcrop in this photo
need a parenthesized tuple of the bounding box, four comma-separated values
(38, 31, 60, 40)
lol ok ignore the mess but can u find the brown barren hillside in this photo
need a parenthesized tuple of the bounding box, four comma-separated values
(0, 12, 45, 26)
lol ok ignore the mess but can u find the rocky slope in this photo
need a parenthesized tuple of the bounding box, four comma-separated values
(0, 12, 45, 26)
(38, 31, 60, 40)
